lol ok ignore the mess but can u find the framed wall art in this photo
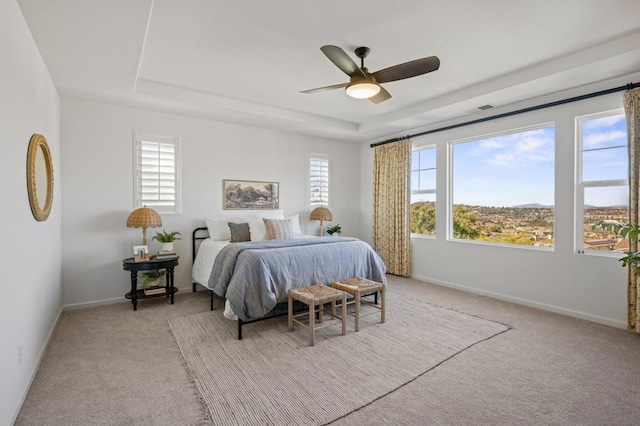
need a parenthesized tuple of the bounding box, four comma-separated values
(223, 179, 279, 210)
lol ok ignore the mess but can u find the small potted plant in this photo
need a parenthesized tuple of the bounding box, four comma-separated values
(152, 229, 182, 251)
(141, 269, 165, 288)
(326, 224, 342, 236)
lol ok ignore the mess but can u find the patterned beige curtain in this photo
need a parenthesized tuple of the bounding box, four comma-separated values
(373, 138, 411, 277)
(624, 88, 640, 331)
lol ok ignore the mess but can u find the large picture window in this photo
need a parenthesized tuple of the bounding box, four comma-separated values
(410, 146, 436, 236)
(450, 125, 555, 247)
(577, 111, 628, 254)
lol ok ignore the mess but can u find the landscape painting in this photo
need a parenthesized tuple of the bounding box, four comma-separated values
(223, 179, 279, 210)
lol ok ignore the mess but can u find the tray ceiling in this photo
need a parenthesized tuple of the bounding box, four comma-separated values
(17, 0, 640, 142)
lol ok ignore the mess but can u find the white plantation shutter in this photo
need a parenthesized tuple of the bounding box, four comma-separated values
(309, 153, 329, 207)
(134, 133, 181, 214)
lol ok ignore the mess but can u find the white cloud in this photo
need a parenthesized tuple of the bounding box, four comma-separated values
(463, 128, 554, 167)
(583, 114, 625, 130)
(583, 130, 626, 149)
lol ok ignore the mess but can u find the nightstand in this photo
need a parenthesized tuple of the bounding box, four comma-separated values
(122, 257, 179, 311)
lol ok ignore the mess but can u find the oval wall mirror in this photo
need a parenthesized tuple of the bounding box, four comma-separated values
(26, 134, 54, 221)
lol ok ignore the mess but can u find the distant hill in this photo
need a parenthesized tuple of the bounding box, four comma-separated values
(508, 203, 627, 209)
(584, 204, 627, 210)
(512, 203, 553, 209)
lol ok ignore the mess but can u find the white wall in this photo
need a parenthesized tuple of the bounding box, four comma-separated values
(0, 1, 61, 423)
(60, 98, 362, 307)
(361, 91, 629, 328)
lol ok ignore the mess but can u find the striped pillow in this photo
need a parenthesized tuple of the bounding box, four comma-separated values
(263, 218, 295, 240)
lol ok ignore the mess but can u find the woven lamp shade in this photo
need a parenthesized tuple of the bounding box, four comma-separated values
(127, 205, 162, 245)
(310, 206, 333, 236)
(310, 206, 332, 221)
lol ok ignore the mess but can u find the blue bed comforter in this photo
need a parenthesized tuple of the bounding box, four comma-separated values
(208, 237, 387, 321)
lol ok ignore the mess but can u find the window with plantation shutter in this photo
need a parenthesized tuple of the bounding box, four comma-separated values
(309, 153, 329, 208)
(134, 133, 181, 214)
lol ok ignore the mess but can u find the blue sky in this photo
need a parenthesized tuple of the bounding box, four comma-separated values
(412, 113, 628, 207)
(582, 113, 628, 207)
(453, 127, 556, 206)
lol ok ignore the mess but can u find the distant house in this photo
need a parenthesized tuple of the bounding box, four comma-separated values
(584, 239, 618, 250)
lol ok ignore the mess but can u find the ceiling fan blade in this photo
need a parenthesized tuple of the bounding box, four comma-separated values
(369, 86, 391, 104)
(373, 56, 440, 83)
(300, 82, 348, 94)
(320, 45, 366, 78)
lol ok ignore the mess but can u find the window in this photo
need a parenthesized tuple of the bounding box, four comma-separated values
(134, 133, 181, 214)
(410, 146, 436, 236)
(576, 111, 628, 254)
(309, 153, 329, 207)
(450, 125, 555, 247)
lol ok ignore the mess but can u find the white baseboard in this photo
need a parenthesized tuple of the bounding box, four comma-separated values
(411, 274, 627, 329)
(61, 285, 196, 311)
(62, 296, 126, 311)
(12, 305, 63, 425)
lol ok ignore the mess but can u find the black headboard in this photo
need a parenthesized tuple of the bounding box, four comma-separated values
(192, 227, 209, 262)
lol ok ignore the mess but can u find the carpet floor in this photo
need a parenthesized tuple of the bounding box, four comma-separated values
(15, 276, 640, 425)
(169, 290, 509, 425)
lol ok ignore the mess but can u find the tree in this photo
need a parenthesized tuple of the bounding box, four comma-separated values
(410, 202, 435, 234)
(410, 203, 482, 238)
(489, 225, 502, 233)
(453, 205, 480, 239)
(478, 233, 534, 245)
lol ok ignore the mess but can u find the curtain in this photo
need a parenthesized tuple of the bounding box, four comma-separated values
(624, 88, 640, 331)
(373, 138, 411, 277)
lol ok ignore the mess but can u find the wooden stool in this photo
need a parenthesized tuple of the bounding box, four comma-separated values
(332, 278, 386, 332)
(288, 284, 347, 346)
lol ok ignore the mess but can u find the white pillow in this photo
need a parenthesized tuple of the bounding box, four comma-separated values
(249, 209, 285, 241)
(285, 213, 302, 235)
(206, 217, 240, 240)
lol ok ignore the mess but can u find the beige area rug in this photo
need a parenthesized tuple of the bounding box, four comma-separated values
(169, 290, 510, 425)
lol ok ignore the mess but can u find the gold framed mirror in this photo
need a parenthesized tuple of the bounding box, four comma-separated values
(26, 134, 54, 221)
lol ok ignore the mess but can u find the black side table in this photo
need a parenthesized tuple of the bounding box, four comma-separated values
(122, 257, 179, 311)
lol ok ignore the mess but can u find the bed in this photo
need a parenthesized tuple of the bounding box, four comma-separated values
(191, 226, 387, 339)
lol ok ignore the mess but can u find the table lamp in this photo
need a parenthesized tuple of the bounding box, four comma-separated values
(310, 206, 332, 236)
(126, 205, 162, 245)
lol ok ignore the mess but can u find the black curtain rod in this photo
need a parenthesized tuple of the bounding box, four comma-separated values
(370, 82, 640, 148)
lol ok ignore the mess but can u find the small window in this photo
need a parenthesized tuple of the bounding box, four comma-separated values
(309, 153, 329, 207)
(576, 111, 628, 254)
(411, 146, 436, 236)
(134, 133, 181, 214)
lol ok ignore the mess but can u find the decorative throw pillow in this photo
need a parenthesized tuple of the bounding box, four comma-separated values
(228, 222, 251, 243)
(263, 218, 295, 240)
(285, 213, 302, 235)
(249, 209, 286, 241)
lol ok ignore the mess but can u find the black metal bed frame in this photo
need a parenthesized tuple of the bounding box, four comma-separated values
(192, 226, 309, 340)
(192, 226, 379, 340)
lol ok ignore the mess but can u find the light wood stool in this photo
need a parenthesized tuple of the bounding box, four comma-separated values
(288, 284, 347, 346)
(332, 277, 386, 332)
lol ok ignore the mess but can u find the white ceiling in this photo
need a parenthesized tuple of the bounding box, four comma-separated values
(17, 0, 640, 143)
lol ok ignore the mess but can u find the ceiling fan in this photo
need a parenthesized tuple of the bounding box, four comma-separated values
(301, 45, 440, 104)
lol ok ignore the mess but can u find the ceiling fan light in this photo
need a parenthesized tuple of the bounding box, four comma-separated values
(345, 81, 380, 99)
